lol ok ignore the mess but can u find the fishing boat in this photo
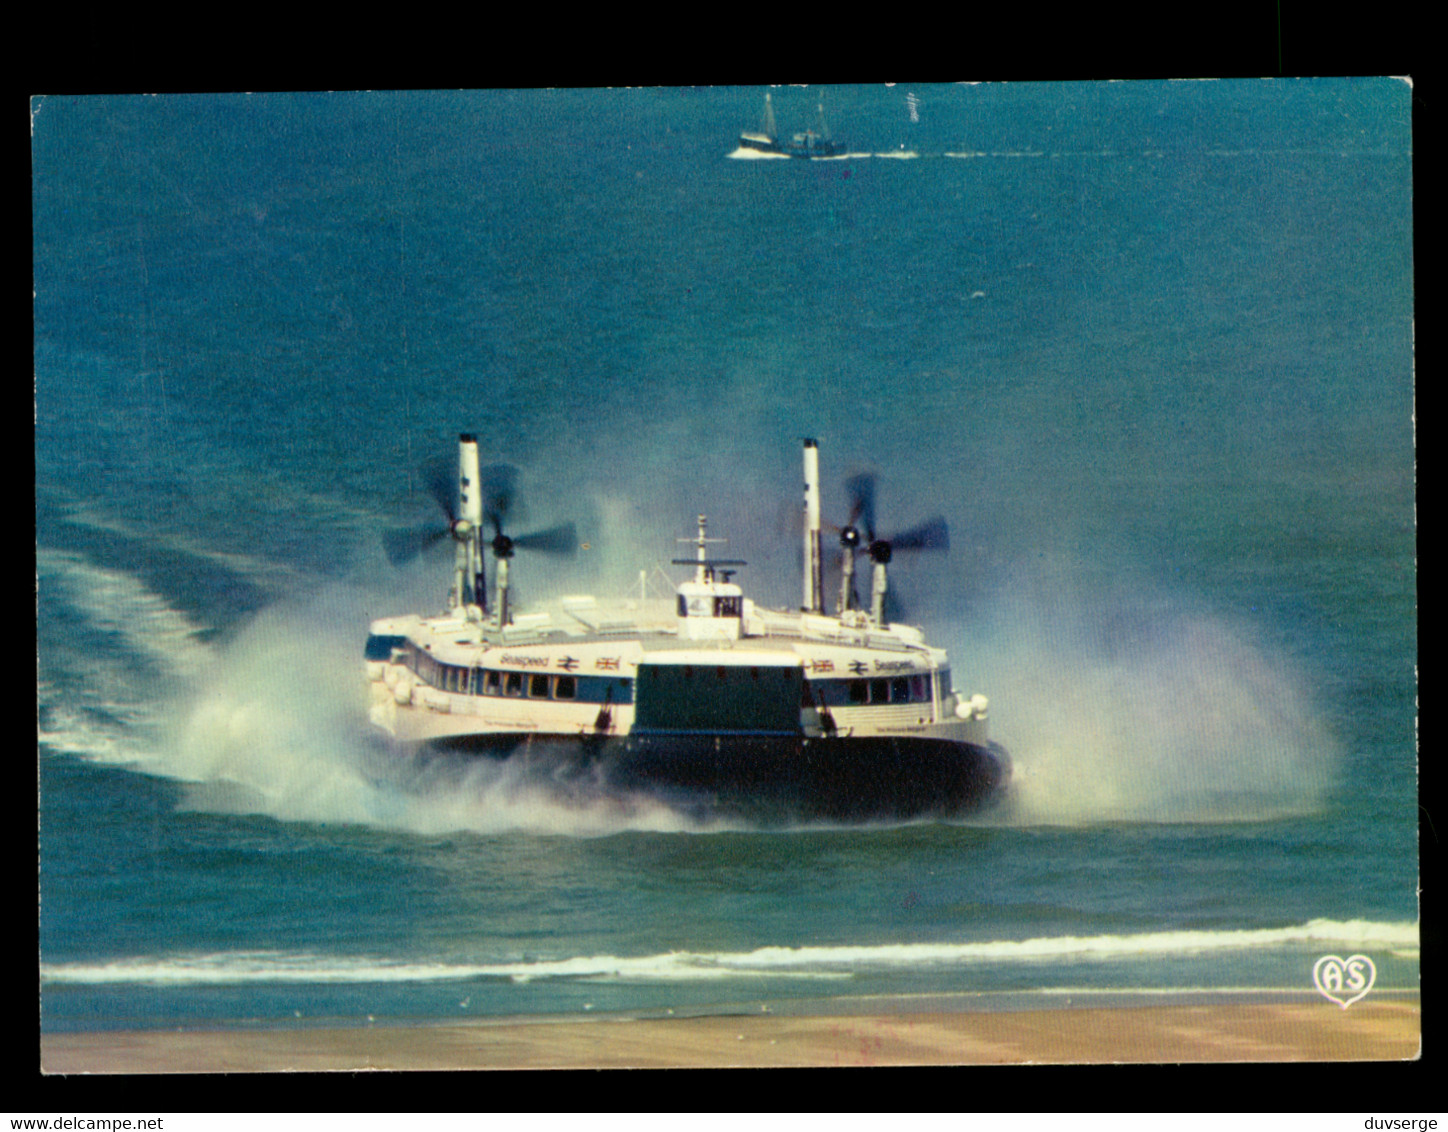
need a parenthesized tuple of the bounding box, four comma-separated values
(738, 90, 782, 154)
(737, 90, 845, 159)
(366, 437, 1010, 821)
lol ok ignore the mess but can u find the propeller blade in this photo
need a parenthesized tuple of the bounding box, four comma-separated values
(422, 458, 458, 525)
(845, 473, 877, 542)
(511, 522, 579, 556)
(886, 516, 950, 553)
(383, 523, 450, 567)
(480, 464, 519, 534)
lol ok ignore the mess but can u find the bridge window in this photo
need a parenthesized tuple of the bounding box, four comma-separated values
(715, 596, 742, 617)
(364, 634, 407, 662)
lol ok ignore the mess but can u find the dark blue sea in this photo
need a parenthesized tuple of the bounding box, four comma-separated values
(33, 83, 1417, 1034)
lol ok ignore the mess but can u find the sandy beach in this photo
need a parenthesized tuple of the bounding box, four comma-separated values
(41, 998, 1420, 1073)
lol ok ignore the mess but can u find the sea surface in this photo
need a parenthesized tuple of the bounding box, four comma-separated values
(33, 82, 1417, 1035)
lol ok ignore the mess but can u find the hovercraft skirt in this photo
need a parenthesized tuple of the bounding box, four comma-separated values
(421, 731, 1009, 822)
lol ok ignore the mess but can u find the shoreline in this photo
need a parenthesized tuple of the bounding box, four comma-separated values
(42, 997, 1421, 1072)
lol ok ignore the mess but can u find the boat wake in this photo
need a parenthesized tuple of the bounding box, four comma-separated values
(726, 147, 792, 161)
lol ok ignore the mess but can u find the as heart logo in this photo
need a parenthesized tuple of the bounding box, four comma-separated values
(1313, 954, 1376, 1008)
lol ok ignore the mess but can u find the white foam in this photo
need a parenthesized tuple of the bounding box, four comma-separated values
(37, 553, 213, 770)
(37, 549, 217, 677)
(41, 918, 1417, 987)
(37, 700, 149, 766)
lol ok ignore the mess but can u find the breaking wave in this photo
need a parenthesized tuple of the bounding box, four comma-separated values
(41, 918, 1419, 987)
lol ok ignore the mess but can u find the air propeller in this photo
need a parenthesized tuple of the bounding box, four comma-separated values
(381, 458, 465, 567)
(481, 463, 579, 561)
(479, 461, 579, 626)
(384, 437, 578, 624)
(831, 472, 949, 623)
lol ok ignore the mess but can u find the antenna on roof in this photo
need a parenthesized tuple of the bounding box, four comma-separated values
(672, 515, 746, 584)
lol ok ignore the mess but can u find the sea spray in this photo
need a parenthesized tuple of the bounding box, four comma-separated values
(164, 595, 381, 825)
(158, 588, 727, 835)
(957, 576, 1341, 825)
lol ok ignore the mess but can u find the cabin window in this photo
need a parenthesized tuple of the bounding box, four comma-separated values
(677, 595, 688, 617)
(891, 677, 910, 703)
(485, 670, 500, 695)
(870, 678, 888, 704)
(561, 675, 630, 703)
(505, 672, 523, 697)
(529, 674, 549, 698)
(364, 634, 407, 662)
(848, 680, 868, 704)
(910, 675, 926, 702)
